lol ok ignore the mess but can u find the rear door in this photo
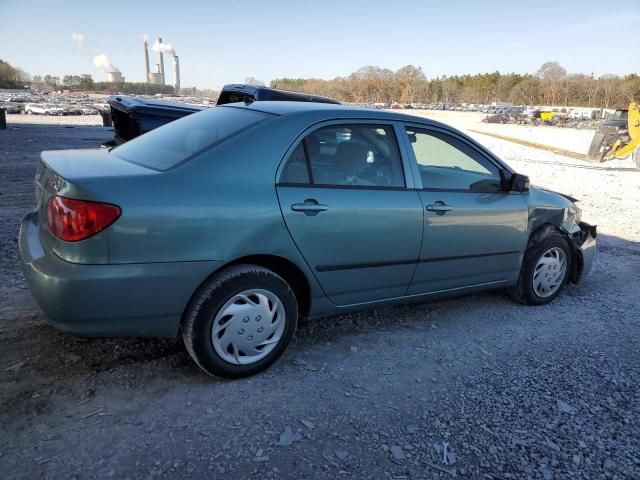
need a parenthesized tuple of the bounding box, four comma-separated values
(276, 121, 423, 306)
(400, 125, 529, 294)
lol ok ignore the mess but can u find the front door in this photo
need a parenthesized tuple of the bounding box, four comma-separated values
(276, 123, 423, 306)
(401, 125, 529, 295)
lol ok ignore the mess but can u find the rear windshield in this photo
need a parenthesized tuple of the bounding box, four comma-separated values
(111, 106, 270, 171)
(217, 91, 255, 105)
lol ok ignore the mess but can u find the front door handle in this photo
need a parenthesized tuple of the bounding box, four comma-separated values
(426, 204, 453, 212)
(291, 199, 328, 216)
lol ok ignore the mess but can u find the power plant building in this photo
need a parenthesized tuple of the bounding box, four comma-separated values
(106, 71, 124, 83)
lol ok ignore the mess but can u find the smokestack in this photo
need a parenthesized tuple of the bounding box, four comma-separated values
(173, 55, 180, 94)
(158, 37, 165, 85)
(143, 40, 150, 83)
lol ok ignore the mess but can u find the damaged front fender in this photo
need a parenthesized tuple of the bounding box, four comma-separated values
(527, 187, 597, 284)
(565, 222, 597, 283)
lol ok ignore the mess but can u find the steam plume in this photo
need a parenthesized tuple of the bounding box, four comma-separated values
(152, 38, 176, 55)
(71, 32, 86, 50)
(93, 54, 120, 73)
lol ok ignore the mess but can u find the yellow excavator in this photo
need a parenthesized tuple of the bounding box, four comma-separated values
(588, 102, 640, 168)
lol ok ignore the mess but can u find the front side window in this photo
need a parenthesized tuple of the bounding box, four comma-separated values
(406, 128, 502, 192)
(280, 124, 405, 188)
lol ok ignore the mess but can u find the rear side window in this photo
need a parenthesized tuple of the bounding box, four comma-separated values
(112, 107, 270, 171)
(279, 143, 310, 184)
(280, 124, 405, 188)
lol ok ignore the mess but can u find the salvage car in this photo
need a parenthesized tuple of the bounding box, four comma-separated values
(0, 102, 22, 114)
(79, 106, 99, 115)
(24, 103, 65, 115)
(19, 102, 596, 379)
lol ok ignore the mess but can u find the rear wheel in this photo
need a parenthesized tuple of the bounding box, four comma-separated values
(510, 229, 572, 305)
(182, 265, 298, 379)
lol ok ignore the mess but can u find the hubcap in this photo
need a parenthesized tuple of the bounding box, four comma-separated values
(532, 247, 567, 298)
(211, 289, 285, 365)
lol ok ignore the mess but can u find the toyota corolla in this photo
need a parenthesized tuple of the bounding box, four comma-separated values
(19, 102, 596, 378)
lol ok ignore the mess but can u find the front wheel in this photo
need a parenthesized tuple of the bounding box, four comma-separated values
(182, 265, 298, 379)
(510, 229, 572, 305)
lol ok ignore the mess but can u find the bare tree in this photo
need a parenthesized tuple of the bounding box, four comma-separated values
(440, 76, 459, 104)
(583, 74, 600, 107)
(536, 61, 567, 106)
(244, 76, 264, 86)
(395, 65, 427, 104)
(599, 75, 619, 109)
(509, 77, 541, 105)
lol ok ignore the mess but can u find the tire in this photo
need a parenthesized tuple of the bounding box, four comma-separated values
(587, 133, 606, 161)
(509, 229, 572, 305)
(181, 265, 298, 379)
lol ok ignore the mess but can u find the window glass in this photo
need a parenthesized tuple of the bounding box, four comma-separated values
(406, 128, 502, 192)
(279, 143, 310, 184)
(304, 125, 405, 187)
(112, 106, 270, 171)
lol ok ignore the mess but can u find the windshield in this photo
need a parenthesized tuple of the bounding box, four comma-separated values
(612, 110, 628, 121)
(111, 106, 271, 171)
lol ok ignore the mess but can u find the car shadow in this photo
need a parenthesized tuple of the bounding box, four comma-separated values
(1, 231, 637, 402)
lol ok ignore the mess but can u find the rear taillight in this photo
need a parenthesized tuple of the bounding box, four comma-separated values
(46, 196, 121, 242)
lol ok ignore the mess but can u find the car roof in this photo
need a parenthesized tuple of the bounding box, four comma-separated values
(220, 101, 449, 127)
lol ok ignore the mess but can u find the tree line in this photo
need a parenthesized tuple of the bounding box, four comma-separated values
(271, 62, 640, 109)
(3, 57, 638, 108)
(29, 75, 174, 95)
(0, 59, 174, 95)
(0, 59, 29, 88)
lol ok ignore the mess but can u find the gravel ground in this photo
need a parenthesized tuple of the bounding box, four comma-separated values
(0, 116, 639, 480)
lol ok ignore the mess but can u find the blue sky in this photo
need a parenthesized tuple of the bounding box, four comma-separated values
(1, 0, 638, 89)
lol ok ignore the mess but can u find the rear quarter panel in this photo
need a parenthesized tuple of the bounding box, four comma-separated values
(106, 114, 312, 266)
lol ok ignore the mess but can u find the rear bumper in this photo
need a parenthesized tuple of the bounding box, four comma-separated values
(19, 211, 221, 337)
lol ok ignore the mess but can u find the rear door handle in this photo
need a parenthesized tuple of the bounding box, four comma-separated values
(291, 199, 328, 215)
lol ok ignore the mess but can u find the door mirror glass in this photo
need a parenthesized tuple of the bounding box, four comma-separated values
(510, 173, 530, 192)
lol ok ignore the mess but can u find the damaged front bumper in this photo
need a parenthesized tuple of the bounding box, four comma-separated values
(570, 222, 597, 283)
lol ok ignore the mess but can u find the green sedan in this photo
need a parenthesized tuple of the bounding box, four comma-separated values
(19, 101, 596, 378)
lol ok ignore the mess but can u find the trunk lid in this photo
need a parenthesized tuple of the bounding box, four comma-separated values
(107, 96, 203, 144)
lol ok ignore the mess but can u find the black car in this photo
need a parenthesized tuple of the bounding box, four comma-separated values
(216, 84, 339, 106)
(106, 85, 340, 145)
(588, 109, 629, 161)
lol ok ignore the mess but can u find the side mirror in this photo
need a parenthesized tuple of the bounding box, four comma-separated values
(510, 173, 530, 192)
(499, 170, 530, 192)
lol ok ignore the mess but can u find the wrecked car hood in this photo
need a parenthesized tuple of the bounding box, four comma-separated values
(537, 187, 578, 203)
